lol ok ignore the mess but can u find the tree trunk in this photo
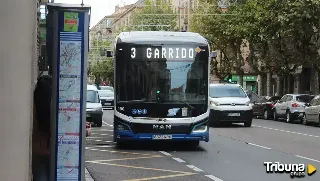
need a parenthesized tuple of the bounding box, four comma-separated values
(238, 73, 244, 87)
(311, 66, 319, 94)
(258, 74, 263, 96)
(276, 76, 283, 96)
(266, 73, 271, 96)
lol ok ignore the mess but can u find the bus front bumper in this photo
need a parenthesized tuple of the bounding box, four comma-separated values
(114, 131, 209, 142)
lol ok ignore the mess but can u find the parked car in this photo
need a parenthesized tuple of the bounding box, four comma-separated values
(209, 83, 253, 127)
(252, 96, 281, 119)
(273, 94, 314, 123)
(98, 90, 114, 109)
(303, 95, 320, 126)
(86, 85, 103, 127)
(99, 86, 114, 92)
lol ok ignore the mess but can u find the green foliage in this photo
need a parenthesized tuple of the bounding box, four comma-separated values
(88, 38, 114, 84)
(127, 0, 178, 31)
(191, 0, 320, 78)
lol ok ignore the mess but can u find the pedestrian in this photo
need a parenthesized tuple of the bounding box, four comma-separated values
(32, 75, 52, 181)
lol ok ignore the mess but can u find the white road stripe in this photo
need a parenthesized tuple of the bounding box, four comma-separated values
(102, 121, 113, 127)
(253, 125, 319, 138)
(159, 151, 172, 156)
(186, 165, 203, 172)
(295, 155, 320, 163)
(205, 175, 224, 181)
(172, 157, 185, 163)
(246, 142, 271, 150)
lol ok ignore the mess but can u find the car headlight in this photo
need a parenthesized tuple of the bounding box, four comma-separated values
(192, 123, 208, 133)
(245, 101, 251, 106)
(210, 101, 220, 106)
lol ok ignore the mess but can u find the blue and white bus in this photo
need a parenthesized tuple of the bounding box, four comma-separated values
(111, 31, 210, 146)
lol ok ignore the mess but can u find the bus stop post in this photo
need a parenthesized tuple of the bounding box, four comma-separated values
(46, 3, 90, 181)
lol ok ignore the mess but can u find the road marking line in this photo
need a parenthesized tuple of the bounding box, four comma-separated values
(205, 175, 224, 181)
(102, 121, 113, 127)
(91, 155, 163, 162)
(172, 157, 185, 163)
(85, 161, 194, 174)
(252, 125, 319, 138)
(246, 142, 272, 150)
(123, 173, 197, 181)
(295, 155, 320, 163)
(186, 165, 203, 172)
(159, 151, 172, 156)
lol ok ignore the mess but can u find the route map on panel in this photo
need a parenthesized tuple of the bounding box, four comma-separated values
(58, 104, 81, 134)
(59, 77, 81, 100)
(57, 135, 80, 167)
(59, 41, 82, 75)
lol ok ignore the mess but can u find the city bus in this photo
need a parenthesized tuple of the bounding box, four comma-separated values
(109, 31, 210, 146)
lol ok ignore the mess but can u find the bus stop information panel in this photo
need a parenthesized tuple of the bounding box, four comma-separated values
(47, 3, 90, 181)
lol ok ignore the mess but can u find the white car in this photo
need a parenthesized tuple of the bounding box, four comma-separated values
(86, 85, 103, 127)
(209, 83, 253, 127)
(273, 94, 314, 123)
(303, 95, 320, 126)
(98, 90, 114, 109)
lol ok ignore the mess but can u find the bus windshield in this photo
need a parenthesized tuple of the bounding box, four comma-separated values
(115, 43, 209, 117)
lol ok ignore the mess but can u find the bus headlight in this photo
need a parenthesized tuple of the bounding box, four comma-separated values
(117, 124, 130, 131)
(192, 123, 208, 133)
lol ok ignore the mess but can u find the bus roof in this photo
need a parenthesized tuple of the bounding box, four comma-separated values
(116, 31, 208, 44)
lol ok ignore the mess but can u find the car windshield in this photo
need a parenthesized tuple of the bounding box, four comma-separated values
(98, 91, 114, 97)
(296, 95, 314, 103)
(210, 85, 247, 98)
(100, 86, 114, 91)
(87, 90, 99, 103)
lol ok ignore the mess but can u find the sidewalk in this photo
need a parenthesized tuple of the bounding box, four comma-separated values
(85, 167, 94, 181)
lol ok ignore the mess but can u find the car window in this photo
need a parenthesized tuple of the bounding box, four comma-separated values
(98, 91, 114, 97)
(296, 95, 314, 103)
(100, 86, 114, 91)
(87, 90, 100, 103)
(259, 97, 268, 103)
(269, 96, 281, 102)
(209, 85, 247, 98)
(279, 95, 287, 102)
(309, 96, 319, 106)
(286, 96, 293, 101)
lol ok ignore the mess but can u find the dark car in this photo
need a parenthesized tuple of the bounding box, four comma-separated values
(252, 96, 281, 119)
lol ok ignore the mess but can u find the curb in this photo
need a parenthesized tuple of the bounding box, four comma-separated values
(85, 167, 94, 181)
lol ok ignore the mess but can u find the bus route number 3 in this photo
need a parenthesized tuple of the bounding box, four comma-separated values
(131, 48, 136, 58)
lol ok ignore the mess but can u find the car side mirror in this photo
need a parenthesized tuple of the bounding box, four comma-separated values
(305, 103, 310, 107)
(253, 101, 256, 104)
(247, 93, 252, 99)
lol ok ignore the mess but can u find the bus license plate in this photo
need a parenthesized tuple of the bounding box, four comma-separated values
(228, 113, 240, 117)
(152, 135, 172, 140)
(104, 103, 111, 105)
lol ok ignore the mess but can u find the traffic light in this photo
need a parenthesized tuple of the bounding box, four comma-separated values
(156, 90, 161, 100)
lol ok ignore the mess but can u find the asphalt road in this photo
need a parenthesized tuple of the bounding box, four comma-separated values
(85, 110, 320, 181)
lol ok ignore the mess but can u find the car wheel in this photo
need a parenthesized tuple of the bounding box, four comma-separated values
(244, 119, 252, 127)
(263, 110, 269, 120)
(273, 110, 278, 121)
(96, 118, 103, 127)
(286, 111, 292, 123)
(302, 114, 308, 125)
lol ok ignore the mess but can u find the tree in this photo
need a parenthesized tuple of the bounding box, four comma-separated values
(88, 38, 114, 85)
(190, 0, 247, 86)
(127, 0, 178, 31)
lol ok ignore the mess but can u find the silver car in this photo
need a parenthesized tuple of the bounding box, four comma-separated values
(98, 90, 114, 109)
(273, 94, 314, 123)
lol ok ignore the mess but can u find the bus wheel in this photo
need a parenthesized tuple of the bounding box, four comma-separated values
(189, 141, 199, 147)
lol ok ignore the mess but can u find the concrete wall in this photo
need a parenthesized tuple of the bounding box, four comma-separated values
(0, 0, 37, 180)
